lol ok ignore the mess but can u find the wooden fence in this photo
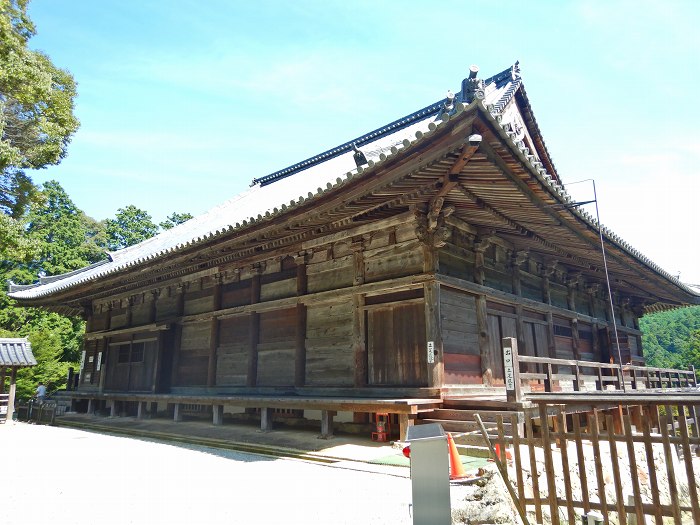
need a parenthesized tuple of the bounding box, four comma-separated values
(0, 393, 8, 422)
(517, 355, 697, 395)
(479, 396, 700, 525)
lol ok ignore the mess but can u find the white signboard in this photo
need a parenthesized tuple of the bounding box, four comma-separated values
(96, 352, 102, 372)
(427, 341, 435, 364)
(503, 343, 515, 391)
(80, 350, 86, 371)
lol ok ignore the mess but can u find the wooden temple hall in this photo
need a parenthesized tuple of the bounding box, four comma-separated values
(8, 63, 700, 440)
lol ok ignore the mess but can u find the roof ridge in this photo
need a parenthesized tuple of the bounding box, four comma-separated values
(251, 100, 445, 187)
(252, 62, 522, 189)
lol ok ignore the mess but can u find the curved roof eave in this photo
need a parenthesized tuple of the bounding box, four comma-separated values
(8, 100, 481, 303)
(478, 101, 700, 302)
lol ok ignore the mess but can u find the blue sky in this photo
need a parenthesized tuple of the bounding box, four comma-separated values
(25, 1, 700, 285)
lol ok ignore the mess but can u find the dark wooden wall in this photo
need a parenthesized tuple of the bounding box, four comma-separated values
(80, 214, 647, 394)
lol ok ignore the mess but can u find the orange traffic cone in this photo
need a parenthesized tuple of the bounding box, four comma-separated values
(447, 432, 467, 480)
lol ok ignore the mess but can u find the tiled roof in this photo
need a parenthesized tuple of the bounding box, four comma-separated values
(7, 63, 697, 303)
(0, 338, 37, 367)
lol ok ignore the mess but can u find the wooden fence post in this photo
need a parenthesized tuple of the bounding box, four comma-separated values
(502, 337, 522, 403)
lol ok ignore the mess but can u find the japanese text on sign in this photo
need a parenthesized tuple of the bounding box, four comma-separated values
(427, 341, 435, 364)
(503, 343, 515, 390)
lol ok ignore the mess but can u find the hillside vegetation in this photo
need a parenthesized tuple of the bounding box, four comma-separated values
(640, 305, 700, 373)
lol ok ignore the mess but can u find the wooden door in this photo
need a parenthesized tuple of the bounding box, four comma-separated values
(367, 302, 427, 386)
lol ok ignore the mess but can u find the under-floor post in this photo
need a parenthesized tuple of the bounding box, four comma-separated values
(399, 414, 414, 441)
(137, 401, 147, 419)
(320, 410, 336, 439)
(213, 405, 224, 425)
(260, 407, 273, 432)
(109, 400, 117, 417)
(87, 398, 95, 414)
(173, 403, 182, 422)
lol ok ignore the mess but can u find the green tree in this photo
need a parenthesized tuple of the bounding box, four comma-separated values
(1, 0, 80, 173)
(105, 205, 158, 250)
(640, 305, 700, 371)
(1, 0, 80, 266)
(159, 211, 193, 230)
(23, 180, 107, 275)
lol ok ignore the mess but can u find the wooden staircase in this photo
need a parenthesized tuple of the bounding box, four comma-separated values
(414, 397, 523, 446)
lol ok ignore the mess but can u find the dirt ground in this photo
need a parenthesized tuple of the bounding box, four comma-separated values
(2, 421, 520, 525)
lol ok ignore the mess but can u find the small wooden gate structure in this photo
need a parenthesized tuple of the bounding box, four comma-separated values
(0, 338, 38, 422)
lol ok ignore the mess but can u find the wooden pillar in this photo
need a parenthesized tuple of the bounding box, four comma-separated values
(571, 318, 581, 361)
(125, 297, 133, 327)
(169, 284, 186, 387)
(476, 295, 492, 386)
(6, 368, 17, 422)
(87, 398, 95, 414)
(260, 407, 273, 432)
(173, 403, 182, 422)
(151, 331, 163, 393)
(295, 254, 308, 387)
(320, 410, 335, 439)
(399, 414, 415, 441)
(247, 266, 261, 387)
(350, 239, 368, 389)
(110, 399, 117, 417)
(541, 264, 557, 360)
(511, 250, 528, 297)
(213, 404, 224, 425)
(137, 401, 147, 419)
(424, 280, 444, 388)
(474, 238, 493, 386)
(0, 366, 5, 394)
(207, 274, 223, 388)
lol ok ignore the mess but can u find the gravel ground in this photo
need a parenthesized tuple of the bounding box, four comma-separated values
(1, 422, 429, 525)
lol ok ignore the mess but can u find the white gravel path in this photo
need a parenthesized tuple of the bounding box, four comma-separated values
(2, 422, 415, 525)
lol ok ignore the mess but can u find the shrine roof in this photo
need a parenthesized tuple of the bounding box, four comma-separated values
(8, 63, 698, 306)
(0, 338, 37, 368)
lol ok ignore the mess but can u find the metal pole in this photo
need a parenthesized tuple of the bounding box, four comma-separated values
(591, 180, 626, 392)
(557, 178, 626, 392)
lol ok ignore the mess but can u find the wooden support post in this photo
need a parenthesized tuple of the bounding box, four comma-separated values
(207, 274, 223, 388)
(294, 253, 308, 388)
(6, 368, 17, 422)
(0, 366, 5, 394)
(352, 294, 367, 387)
(320, 410, 335, 439)
(173, 403, 182, 422)
(151, 331, 163, 393)
(502, 337, 522, 403)
(294, 304, 307, 387)
(424, 280, 444, 388)
(109, 400, 117, 417)
(169, 285, 186, 387)
(87, 398, 95, 414)
(247, 267, 261, 387)
(260, 407, 273, 432)
(207, 317, 219, 387)
(213, 404, 224, 426)
(399, 413, 414, 441)
(137, 401, 147, 419)
(476, 295, 492, 386)
(351, 242, 367, 388)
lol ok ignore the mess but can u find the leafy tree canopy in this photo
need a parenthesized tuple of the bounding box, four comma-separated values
(23, 180, 107, 275)
(0, 0, 80, 173)
(640, 305, 700, 373)
(105, 204, 158, 250)
(159, 211, 193, 230)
